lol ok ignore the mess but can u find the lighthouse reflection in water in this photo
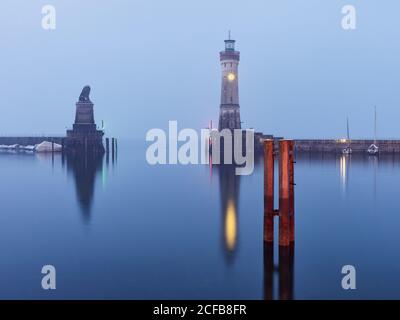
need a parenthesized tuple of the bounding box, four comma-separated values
(217, 164, 240, 258)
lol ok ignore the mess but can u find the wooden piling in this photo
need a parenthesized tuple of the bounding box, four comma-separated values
(264, 140, 275, 243)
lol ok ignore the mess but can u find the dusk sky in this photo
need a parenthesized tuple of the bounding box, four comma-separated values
(0, 0, 399, 139)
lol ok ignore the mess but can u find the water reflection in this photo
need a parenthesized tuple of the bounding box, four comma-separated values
(216, 164, 240, 260)
(295, 152, 400, 197)
(339, 155, 349, 192)
(263, 243, 295, 300)
(368, 155, 378, 199)
(225, 199, 237, 251)
(65, 152, 104, 222)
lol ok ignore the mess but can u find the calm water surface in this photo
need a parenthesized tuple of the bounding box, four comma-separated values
(0, 141, 399, 299)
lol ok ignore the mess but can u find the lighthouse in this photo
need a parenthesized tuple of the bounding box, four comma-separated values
(218, 33, 241, 131)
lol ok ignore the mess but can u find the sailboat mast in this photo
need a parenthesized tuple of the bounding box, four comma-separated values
(374, 106, 377, 144)
(347, 117, 350, 142)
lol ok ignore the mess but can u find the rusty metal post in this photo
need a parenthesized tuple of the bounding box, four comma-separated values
(288, 141, 295, 243)
(279, 140, 292, 247)
(264, 140, 274, 243)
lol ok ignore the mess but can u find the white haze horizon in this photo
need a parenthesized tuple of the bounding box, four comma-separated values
(0, 1, 399, 140)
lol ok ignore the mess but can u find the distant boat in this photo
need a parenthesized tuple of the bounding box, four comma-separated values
(342, 146, 352, 155)
(35, 141, 62, 153)
(367, 106, 379, 155)
(0, 144, 19, 150)
(342, 117, 352, 155)
(19, 145, 36, 151)
(367, 144, 379, 155)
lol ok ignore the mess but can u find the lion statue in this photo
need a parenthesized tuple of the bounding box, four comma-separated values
(79, 85, 91, 102)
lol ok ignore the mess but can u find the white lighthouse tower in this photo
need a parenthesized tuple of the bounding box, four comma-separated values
(218, 33, 241, 131)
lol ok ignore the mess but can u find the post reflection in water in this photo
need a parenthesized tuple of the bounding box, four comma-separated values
(65, 152, 105, 222)
(263, 234, 295, 299)
(339, 154, 349, 192)
(339, 153, 381, 196)
(278, 244, 295, 300)
(368, 155, 378, 199)
(263, 243, 295, 300)
(216, 164, 240, 261)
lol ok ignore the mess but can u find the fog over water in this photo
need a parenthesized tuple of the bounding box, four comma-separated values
(0, 1, 399, 139)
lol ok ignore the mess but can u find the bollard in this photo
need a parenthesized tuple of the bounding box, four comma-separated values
(264, 140, 274, 243)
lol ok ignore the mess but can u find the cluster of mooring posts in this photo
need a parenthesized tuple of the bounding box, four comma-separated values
(47, 137, 117, 155)
(263, 139, 295, 300)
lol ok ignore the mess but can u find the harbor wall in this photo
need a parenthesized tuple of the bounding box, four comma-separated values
(294, 139, 400, 153)
(0, 137, 64, 146)
(255, 135, 400, 153)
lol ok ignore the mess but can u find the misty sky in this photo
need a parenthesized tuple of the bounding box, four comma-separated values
(0, 0, 399, 139)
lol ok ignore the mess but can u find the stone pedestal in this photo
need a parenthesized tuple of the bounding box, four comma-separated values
(65, 86, 104, 153)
